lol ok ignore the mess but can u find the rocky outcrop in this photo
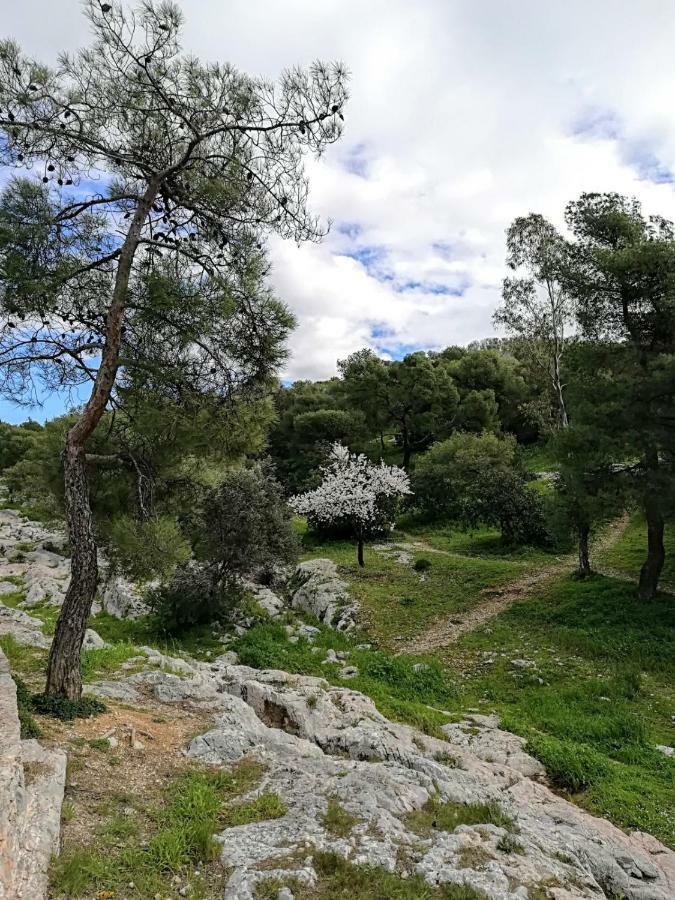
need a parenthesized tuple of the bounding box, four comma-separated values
(0, 649, 66, 900)
(85, 659, 675, 900)
(289, 558, 358, 630)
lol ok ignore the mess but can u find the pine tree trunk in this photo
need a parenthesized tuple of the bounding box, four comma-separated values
(357, 539, 365, 567)
(45, 442, 98, 698)
(44, 179, 160, 698)
(577, 524, 591, 578)
(638, 493, 664, 600)
(402, 440, 412, 470)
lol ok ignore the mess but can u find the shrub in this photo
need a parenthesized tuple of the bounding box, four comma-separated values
(412, 431, 548, 545)
(106, 515, 191, 582)
(147, 562, 240, 635)
(30, 692, 106, 721)
(413, 557, 432, 572)
(195, 462, 299, 583)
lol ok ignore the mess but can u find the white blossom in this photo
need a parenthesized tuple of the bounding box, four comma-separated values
(290, 443, 412, 535)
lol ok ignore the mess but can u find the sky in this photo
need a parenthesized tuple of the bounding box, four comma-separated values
(4, 0, 675, 419)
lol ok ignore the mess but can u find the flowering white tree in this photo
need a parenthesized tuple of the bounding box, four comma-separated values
(290, 443, 412, 566)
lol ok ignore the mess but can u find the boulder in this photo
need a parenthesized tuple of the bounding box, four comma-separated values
(289, 559, 357, 631)
(0, 649, 66, 900)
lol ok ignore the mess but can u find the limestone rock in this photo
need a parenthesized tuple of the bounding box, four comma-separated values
(290, 559, 357, 630)
(0, 649, 66, 900)
(0, 604, 49, 649)
(83, 628, 108, 650)
(99, 574, 149, 619)
(441, 714, 547, 779)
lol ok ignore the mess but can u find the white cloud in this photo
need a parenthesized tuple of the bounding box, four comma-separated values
(7, 0, 675, 381)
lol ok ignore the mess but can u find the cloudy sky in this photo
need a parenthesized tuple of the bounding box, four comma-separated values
(4, 0, 675, 417)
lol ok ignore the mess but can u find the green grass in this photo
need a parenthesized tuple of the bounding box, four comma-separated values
(0, 634, 47, 676)
(404, 797, 515, 836)
(234, 622, 455, 737)
(51, 759, 267, 898)
(255, 851, 487, 900)
(599, 514, 675, 588)
(447, 574, 675, 846)
(321, 798, 359, 837)
(80, 641, 144, 682)
(298, 530, 552, 646)
(519, 441, 558, 474)
(220, 791, 288, 827)
(88, 610, 225, 661)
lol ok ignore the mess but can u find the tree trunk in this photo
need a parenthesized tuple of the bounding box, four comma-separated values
(577, 524, 591, 578)
(402, 437, 412, 470)
(357, 538, 365, 567)
(45, 443, 98, 698)
(638, 493, 665, 601)
(44, 179, 160, 698)
(380, 431, 385, 454)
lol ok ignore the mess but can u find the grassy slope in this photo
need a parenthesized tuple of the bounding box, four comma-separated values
(274, 518, 674, 847)
(299, 527, 554, 647)
(599, 514, 675, 588)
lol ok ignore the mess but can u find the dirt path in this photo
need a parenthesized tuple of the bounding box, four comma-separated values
(401, 514, 630, 655)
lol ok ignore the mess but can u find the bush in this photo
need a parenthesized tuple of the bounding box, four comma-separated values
(413, 557, 432, 572)
(412, 431, 516, 519)
(412, 431, 548, 545)
(106, 515, 191, 582)
(195, 462, 299, 582)
(31, 692, 106, 721)
(147, 563, 240, 635)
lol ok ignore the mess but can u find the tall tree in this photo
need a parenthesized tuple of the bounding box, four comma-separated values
(0, 0, 347, 697)
(339, 350, 458, 468)
(562, 193, 675, 599)
(495, 214, 574, 430)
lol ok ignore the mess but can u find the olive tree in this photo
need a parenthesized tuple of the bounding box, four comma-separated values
(0, 0, 347, 697)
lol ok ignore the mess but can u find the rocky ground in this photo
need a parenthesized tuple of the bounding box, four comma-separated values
(0, 506, 674, 900)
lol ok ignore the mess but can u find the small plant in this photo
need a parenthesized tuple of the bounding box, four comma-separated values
(434, 751, 461, 768)
(413, 557, 432, 572)
(30, 692, 106, 721)
(61, 801, 76, 824)
(221, 791, 288, 827)
(14, 676, 41, 738)
(405, 797, 515, 836)
(496, 833, 525, 854)
(321, 798, 358, 837)
(399, 596, 416, 607)
(88, 738, 111, 752)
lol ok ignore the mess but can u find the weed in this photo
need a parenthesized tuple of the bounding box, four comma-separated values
(321, 798, 358, 837)
(405, 797, 515, 836)
(496, 834, 525, 854)
(255, 851, 488, 899)
(221, 791, 288, 827)
(61, 801, 75, 824)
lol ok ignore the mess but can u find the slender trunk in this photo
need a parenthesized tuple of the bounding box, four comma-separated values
(553, 355, 568, 429)
(45, 180, 160, 698)
(379, 431, 385, 454)
(577, 524, 591, 578)
(44, 443, 98, 698)
(639, 463, 665, 600)
(357, 538, 365, 568)
(402, 430, 412, 470)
